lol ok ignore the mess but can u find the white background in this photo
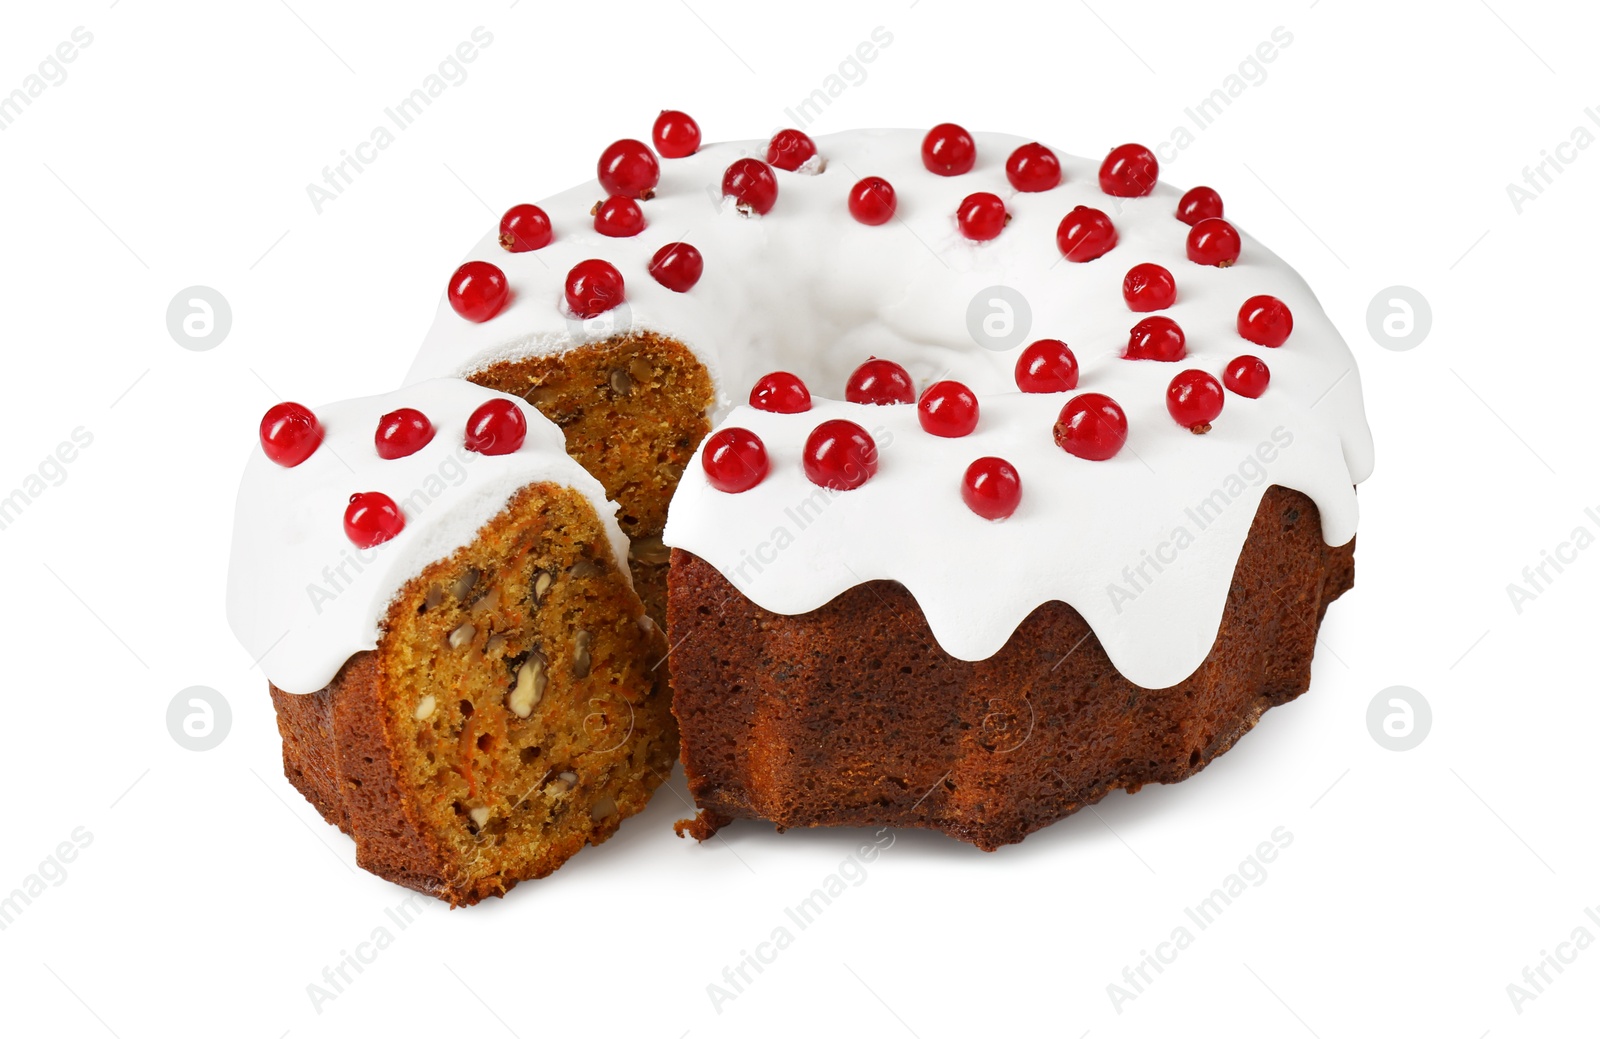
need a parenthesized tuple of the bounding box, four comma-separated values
(1, 0, 1596, 1035)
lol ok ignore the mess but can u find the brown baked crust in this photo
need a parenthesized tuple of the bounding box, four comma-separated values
(668, 485, 1355, 851)
(270, 482, 677, 905)
(273, 651, 450, 893)
(468, 332, 715, 625)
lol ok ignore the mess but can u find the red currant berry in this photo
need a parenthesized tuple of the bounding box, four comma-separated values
(962, 457, 1022, 520)
(701, 427, 769, 493)
(1237, 294, 1294, 347)
(344, 492, 405, 549)
(499, 204, 552, 252)
(803, 419, 878, 490)
(463, 398, 528, 456)
(956, 192, 1008, 241)
(1053, 393, 1128, 461)
(846, 358, 915, 405)
(1056, 206, 1118, 262)
(259, 402, 323, 467)
(597, 138, 659, 199)
(766, 128, 818, 171)
(848, 176, 897, 225)
(1014, 339, 1079, 393)
(1005, 142, 1061, 192)
(374, 407, 435, 460)
(1223, 355, 1271, 398)
(1176, 185, 1223, 226)
(1099, 144, 1159, 197)
(652, 110, 700, 158)
(448, 261, 509, 322)
(1126, 316, 1187, 362)
(1187, 217, 1241, 267)
(648, 242, 703, 293)
(749, 371, 812, 413)
(922, 123, 976, 176)
(593, 195, 645, 238)
(722, 158, 778, 215)
(918, 380, 979, 437)
(1122, 263, 1177, 312)
(1166, 370, 1225, 432)
(564, 259, 625, 318)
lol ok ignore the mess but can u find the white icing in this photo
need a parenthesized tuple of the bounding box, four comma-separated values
(666, 392, 1355, 690)
(225, 379, 630, 695)
(397, 127, 1373, 687)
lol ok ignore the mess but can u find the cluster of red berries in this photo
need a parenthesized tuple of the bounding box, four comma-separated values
(909, 131, 1244, 267)
(1005, 341, 1131, 461)
(1169, 184, 1239, 265)
(700, 417, 881, 499)
(1055, 197, 1242, 268)
(1109, 288, 1288, 431)
(840, 351, 1020, 518)
(458, 123, 1252, 323)
(1154, 295, 1286, 432)
(1115, 271, 1294, 361)
(706, 127, 834, 219)
(1009, 286, 1283, 450)
(556, 238, 704, 319)
(708, 293, 1284, 509)
(1096, 147, 1243, 266)
(702, 373, 886, 498)
(1165, 357, 1271, 434)
(259, 398, 531, 548)
(449, 112, 712, 324)
(706, 364, 1024, 521)
(713, 127, 829, 219)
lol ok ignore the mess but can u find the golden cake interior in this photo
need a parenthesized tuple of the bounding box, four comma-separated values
(379, 482, 676, 903)
(469, 332, 715, 624)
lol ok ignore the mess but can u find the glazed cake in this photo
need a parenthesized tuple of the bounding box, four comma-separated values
(402, 120, 1372, 848)
(232, 118, 1372, 887)
(226, 380, 676, 903)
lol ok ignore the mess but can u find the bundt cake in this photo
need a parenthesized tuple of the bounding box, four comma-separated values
(229, 118, 1373, 895)
(404, 122, 1371, 849)
(662, 381, 1360, 848)
(226, 380, 675, 904)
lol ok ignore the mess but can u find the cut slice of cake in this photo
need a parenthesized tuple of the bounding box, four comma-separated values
(227, 379, 675, 904)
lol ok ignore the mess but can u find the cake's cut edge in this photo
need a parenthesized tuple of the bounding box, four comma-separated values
(466, 331, 716, 627)
(269, 481, 678, 905)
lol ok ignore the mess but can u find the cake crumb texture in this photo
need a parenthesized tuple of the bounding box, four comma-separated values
(470, 332, 715, 625)
(272, 482, 676, 905)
